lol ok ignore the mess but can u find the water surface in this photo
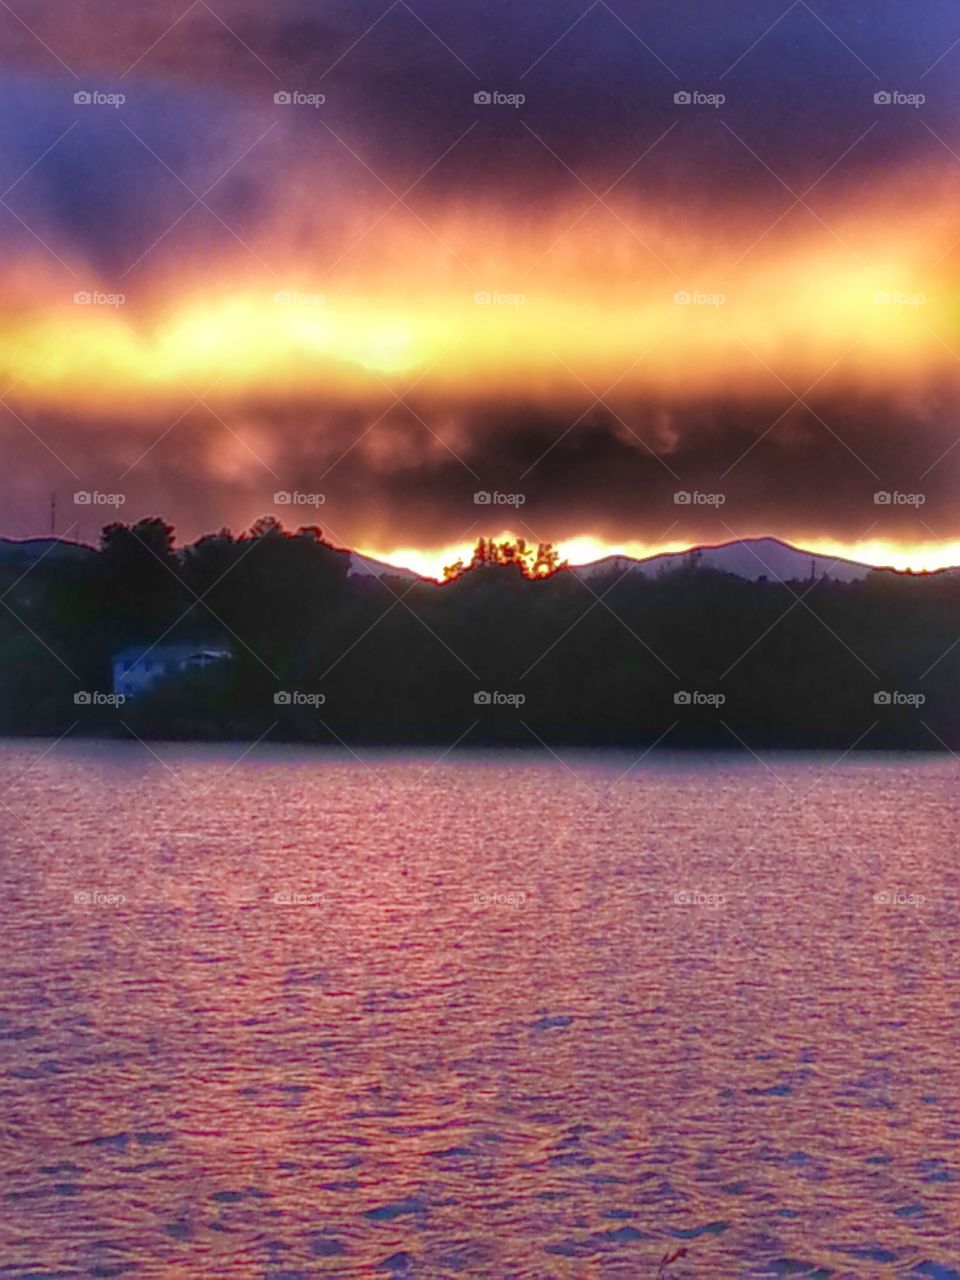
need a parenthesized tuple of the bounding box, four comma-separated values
(1, 742, 958, 1278)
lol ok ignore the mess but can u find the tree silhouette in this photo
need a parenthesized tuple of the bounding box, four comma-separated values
(97, 517, 183, 643)
(444, 536, 566, 581)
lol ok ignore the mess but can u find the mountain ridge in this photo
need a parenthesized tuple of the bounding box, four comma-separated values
(350, 535, 936, 584)
(0, 533, 943, 585)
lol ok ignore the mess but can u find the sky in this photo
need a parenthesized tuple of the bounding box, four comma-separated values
(0, 0, 959, 575)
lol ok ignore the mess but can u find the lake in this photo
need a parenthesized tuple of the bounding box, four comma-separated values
(0, 741, 958, 1279)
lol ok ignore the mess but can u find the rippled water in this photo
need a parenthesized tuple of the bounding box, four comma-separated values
(1, 741, 959, 1279)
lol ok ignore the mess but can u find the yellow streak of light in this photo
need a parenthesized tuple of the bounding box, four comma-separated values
(0, 170, 956, 408)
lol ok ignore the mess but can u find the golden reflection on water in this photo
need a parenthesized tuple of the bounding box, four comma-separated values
(0, 743, 958, 1279)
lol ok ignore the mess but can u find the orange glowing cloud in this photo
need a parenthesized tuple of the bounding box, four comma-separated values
(1, 160, 957, 415)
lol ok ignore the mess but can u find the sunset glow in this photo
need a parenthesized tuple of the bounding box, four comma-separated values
(1, 0, 958, 569)
(3, 180, 958, 409)
(359, 533, 960, 582)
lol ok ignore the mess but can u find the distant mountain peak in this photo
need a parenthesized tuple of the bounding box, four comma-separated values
(570, 537, 879, 584)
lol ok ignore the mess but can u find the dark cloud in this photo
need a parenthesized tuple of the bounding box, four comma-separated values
(3, 379, 958, 555)
(1, 0, 957, 242)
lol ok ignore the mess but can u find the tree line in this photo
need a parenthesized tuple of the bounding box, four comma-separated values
(0, 516, 957, 749)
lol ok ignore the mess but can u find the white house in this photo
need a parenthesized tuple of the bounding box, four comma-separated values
(112, 642, 232, 699)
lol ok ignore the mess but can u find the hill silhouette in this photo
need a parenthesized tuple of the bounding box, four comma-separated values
(0, 517, 956, 749)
